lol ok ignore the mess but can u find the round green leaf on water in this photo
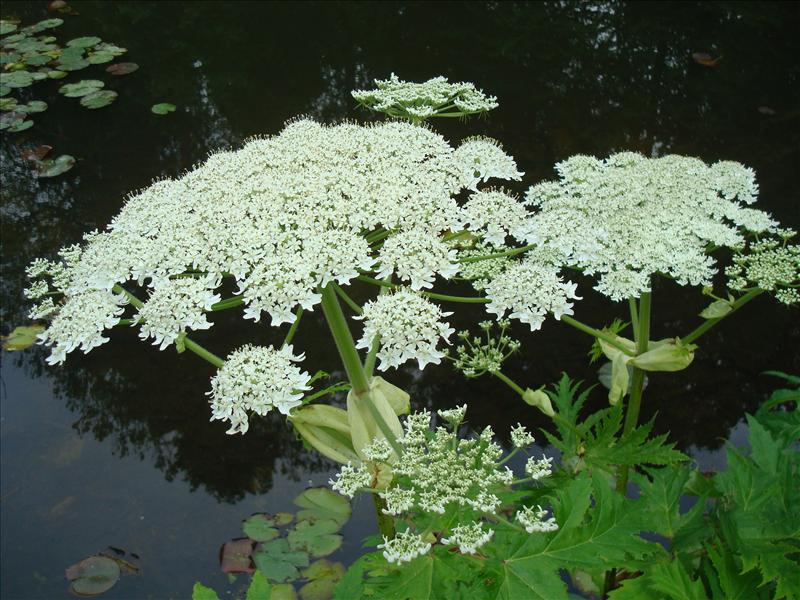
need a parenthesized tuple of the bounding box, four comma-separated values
(0, 71, 34, 88)
(67, 36, 101, 48)
(30, 71, 48, 81)
(25, 18, 63, 33)
(93, 43, 126, 56)
(23, 53, 51, 66)
(59, 79, 104, 97)
(47, 70, 67, 79)
(2, 33, 25, 44)
(151, 102, 176, 115)
(0, 97, 17, 110)
(251, 538, 308, 583)
(37, 154, 75, 178)
(57, 59, 90, 71)
(20, 100, 48, 113)
(242, 514, 279, 542)
(106, 62, 138, 75)
(8, 119, 33, 132)
(272, 584, 298, 600)
(2, 325, 45, 351)
(80, 89, 117, 109)
(298, 560, 345, 600)
(0, 86, 10, 97)
(293, 487, 351, 527)
(287, 519, 342, 557)
(65, 555, 120, 596)
(0, 21, 18, 35)
(87, 51, 115, 64)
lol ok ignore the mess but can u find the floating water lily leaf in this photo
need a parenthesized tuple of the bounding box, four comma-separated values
(88, 51, 115, 64)
(93, 42, 126, 56)
(22, 144, 53, 161)
(245, 571, 270, 600)
(65, 555, 120, 596)
(293, 487, 351, 527)
(287, 519, 342, 558)
(59, 79, 104, 97)
(192, 582, 220, 600)
(21, 100, 48, 113)
(3, 33, 26, 44)
(0, 110, 24, 129)
(106, 62, 138, 75)
(0, 86, 10, 96)
(2, 325, 44, 351)
(272, 583, 298, 600)
(67, 36, 101, 48)
(25, 18, 63, 33)
(8, 119, 33, 132)
(57, 58, 90, 71)
(0, 97, 17, 110)
(31, 72, 48, 81)
(0, 21, 17, 35)
(298, 559, 345, 600)
(37, 154, 75, 178)
(243, 514, 280, 542)
(80, 89, 117, 109)
(220, 538, 255, 573)
(252, 538, 309, 583)
(47, 70, 67, 79)
(23, 53, 51, 66)
(0, 70, 34, 88)
(151, 102, 176, 115)
(274, 512, 294, 526)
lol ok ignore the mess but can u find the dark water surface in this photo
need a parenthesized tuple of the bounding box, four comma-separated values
(1, 1, 799, 598)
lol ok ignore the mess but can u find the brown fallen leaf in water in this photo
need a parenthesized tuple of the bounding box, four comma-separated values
(692, 52, 722, 67)
(21, 145, 52, 162)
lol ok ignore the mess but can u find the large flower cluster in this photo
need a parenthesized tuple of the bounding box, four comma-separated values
(355, 289, 454, 370)
(351, 73, 499, 120)
(26, 117, 522, 366)
(524, 152, 778, 301)
(207, 344, 311, 434)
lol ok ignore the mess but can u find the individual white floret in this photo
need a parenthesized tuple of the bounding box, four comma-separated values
(355, 290, 454, 370)
(207, 344, 311, 434)
(441, 522, 494, 555)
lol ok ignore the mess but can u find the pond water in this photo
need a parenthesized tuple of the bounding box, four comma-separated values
(1, 1, 798, 598)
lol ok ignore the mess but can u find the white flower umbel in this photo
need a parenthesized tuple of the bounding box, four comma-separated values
(452, 319, 521, 378)
(377, 530, 432, 565)
(329, 462, 372, 498)
(437, 405, 467, 427)
(726, 236, 799, 305)
(463, 189, 532, 246)
(510, 424, 535, 448)
(517, 505, 559, 533)
(441, 522, 494, 555)
(524, 152, 779, 301)
(525, 456, 554, 480)
(207, 344, 311, 434)
(27, 117, 522, 366)
(37, 290, 128, 365)
(485, 258, 581, 330)
(376, 229, 460, 290)
(351, 73, 498, 120)
(135, 276, 221, 349)
(356, 290, 454, 370)
(454, 137, 524, 191)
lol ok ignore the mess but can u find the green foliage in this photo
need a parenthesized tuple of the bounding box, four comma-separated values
(588, 319, 628, 363)
(2, 325, 44, 350)
(542, 374, 688, 475)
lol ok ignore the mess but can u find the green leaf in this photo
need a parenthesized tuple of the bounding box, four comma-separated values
(246, 570, 271, 600)
(57, 58, 90, 72)
(67, 36, 101, 48)
(8, 118, 33, 132)
(294, 487, 351, 528)
(271, 584, 298, 600)
(333, 555, 368, 600)
(632, 466, 697, 540)
(610, 561, 708, 600)
(299, 559, 345, 600)
(252, 539, 309, 583)
(87, 51, 115, 64)
(0, 20, 18, 35)
(106, 62, 139, 76)
(47, 70, 67, 79)
(705, 544, 764, 600)
(25, 18, 63, 33)
(59, 79, 104, 97)
(192, 582, 221, 600)
(36, 154, 75, 178)
(0, 70, 34, 88)
(243, 514, 280, 542)
(151, 102, 176, 115)
(65, 555, 121, 596)
(287, 519, 342, 557)
(699, 299, 733, 319)
(20, 100, 47, 113)
(0, 97, 17, 110)
(80, 89, 118, 109)
(3, 325, 44, 350)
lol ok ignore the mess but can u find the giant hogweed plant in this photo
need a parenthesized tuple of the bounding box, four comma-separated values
(18, 74, 799, 569)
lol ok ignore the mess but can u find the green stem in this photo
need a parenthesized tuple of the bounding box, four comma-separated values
(183, 338, 225, 368)
(332, 283, 363, 315)
(681, 288, 763, 345)
(560, 315, 636, 357)
(458, 243, 536, 264)
(493, 370, 526, 396)
(113, 284, 143, 309)
(497, 447, 519, 467)
(211, 296, 244, 311)
(319, 284, 402, 456)
(355, 275, 488, 303)
(628, 298, 639, 344)
(281, 308, 304, 349)
(616, 291, 651, 494)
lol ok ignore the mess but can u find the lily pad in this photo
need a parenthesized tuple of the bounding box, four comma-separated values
(65, 555, 120, 596)
(21, 100, 48, 113)
(151, 102, 176, 115)
(88, 51, 115, 64)
(242, 514, 280, 542)
(30, 71, 48, 81)
(272, 584, 298, 600)
(47, 70, 67, 79)
(59, 79, 104, 97)
(274, 512, 294, 526)
(80, 89, 117, 109)
(0, 97, 17, 110)
(293, 487, 350, 527)
(0, 21, 17, 35)
(23, 53, 52, 66)
(298, 560, 345, 600)
(67, 36, 101, 48)
(252, 538, 309, 583)
(2, 325, 44, 351)
(106, 62, 138, 75)
(0, 70, 34, 88)
(8, 119, 33, 132)
(287, 520, 342, 558)
(36, 154, 75, 178)
(57, 59, 90, 71)
(93, 42, 126, 56)
(25, 18, 63, 33)
(0, 86, 10, 96)
(220, 538, 255, 573)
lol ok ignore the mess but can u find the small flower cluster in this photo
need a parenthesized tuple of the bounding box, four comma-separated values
(329, 408, 556, 564)
(455, 242, 511, 292)
(351, 73, 498, 120)
(462, 189, 533, 246)
(524, 152, 779, 301)
(725, 234, 799, 305)
(451, 319, 521, 377)
(516, 504, 559, 533)
(355, 290, 455, 370)
(207, 344, 311, 434)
